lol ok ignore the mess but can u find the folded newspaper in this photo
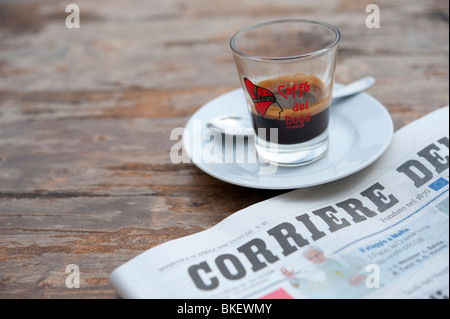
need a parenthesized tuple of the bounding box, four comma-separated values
(110, 106, 449, 299)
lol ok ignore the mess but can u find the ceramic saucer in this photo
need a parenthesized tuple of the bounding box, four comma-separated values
(182, 86, 393, 189)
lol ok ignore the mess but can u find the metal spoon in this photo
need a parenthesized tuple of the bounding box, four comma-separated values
(331, 76, 376, 99)
(207, 77, 375, 136)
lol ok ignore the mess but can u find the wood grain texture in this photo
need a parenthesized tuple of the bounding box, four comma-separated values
(0, 0, 448, 298)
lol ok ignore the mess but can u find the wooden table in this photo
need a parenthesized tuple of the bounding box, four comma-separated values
(0, 0, 448, 298)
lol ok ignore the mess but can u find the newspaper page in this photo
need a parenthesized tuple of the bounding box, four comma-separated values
(110, 106, 449, 299)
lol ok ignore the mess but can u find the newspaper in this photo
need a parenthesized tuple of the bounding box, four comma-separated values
(110, 106, 449, 299)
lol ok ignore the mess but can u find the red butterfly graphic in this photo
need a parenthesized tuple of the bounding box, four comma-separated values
(244, 78, 282, 118)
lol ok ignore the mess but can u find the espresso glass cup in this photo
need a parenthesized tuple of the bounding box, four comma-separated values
(230, 18, 340, 166)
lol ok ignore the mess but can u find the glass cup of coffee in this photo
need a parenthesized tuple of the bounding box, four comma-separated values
(230, 18, 340, 166)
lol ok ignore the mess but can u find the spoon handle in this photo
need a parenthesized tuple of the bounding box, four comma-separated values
(332, 76, 375, 99)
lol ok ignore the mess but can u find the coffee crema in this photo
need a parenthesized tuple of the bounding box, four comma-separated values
(248, 73, 331, 145)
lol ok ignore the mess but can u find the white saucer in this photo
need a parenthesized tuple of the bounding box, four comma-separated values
(182, 85, 393, 189)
